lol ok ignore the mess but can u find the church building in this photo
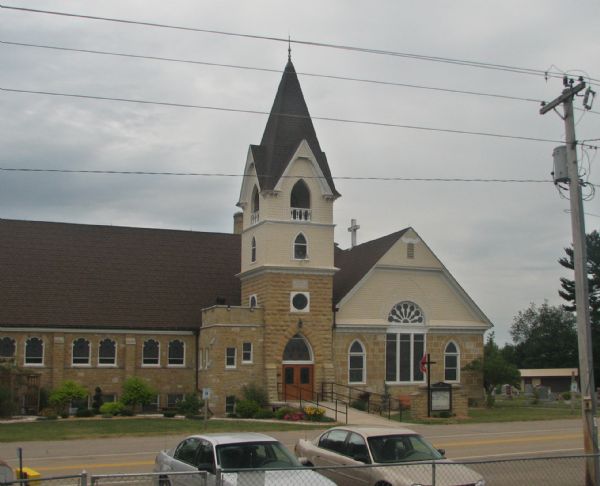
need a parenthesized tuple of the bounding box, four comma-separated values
(0, 57, 491, 417)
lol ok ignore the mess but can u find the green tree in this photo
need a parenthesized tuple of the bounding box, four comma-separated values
(49, 380, 87, 415)
(464, 332, 520, 407)
(510, 302, 578, 369)
(121, 377, 156, 413)
(559, 230, 600, 377)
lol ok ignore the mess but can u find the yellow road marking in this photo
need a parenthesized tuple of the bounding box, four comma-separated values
(28, 433, 585, 473)
(435, 433, 581, 448)
(34, 461, 154, 472)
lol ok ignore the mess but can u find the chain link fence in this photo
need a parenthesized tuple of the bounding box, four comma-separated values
(1, 455, 597, 486)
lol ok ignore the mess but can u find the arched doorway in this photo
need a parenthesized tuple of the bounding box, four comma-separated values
(282, 333, 314, 400)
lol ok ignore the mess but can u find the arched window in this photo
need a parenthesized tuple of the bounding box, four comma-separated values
(290, 180, 311, 221)
(348, 340, 366, 384)
(282, 334, 313, 362)
(72, 338, 91, 366)
(0, 337, 16, 359)
(251, 236, 256, 262)
(251, 186, 260, 224)
(444, 341, 460, 382)
(386, 301, 426, 383)
(24, 337, 43, 366)
(168, 340, 185, 366)
(251, 185, 260, 212)
(293, 233, 308, 260)
(98, 338, 116, 366)
(143, 339, 160, 366)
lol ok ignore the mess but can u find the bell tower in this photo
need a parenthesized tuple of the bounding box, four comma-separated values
(236, 58, 340, 400)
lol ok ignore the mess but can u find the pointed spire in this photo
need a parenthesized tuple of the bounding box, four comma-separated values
(249, 58, 340, 198)
(288, 35, 292, 62)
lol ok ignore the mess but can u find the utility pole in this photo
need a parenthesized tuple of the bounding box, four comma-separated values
(540, 77, 598, 486)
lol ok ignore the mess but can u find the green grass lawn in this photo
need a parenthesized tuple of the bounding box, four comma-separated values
(392, 397, 582, 424)
(0, 417, 326, 442)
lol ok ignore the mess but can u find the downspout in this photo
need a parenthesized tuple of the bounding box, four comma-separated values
(194, 328, 200, 393)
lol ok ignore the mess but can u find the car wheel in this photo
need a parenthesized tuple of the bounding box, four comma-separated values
(374, 482, 392, 486)
(158, 476, 171, 486)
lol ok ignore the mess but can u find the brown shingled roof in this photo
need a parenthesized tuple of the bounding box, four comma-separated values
(0, 219, 240, 330)
(333, 229, 409, 304)
(251, 60, 340, 197)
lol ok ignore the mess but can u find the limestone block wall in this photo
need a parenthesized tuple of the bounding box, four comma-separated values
(241, 272, 335, 401)
(0, 330, 197, 409)
(198, 323, 264, 415)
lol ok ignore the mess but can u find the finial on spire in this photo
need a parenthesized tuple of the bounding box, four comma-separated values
(288, 35, 292, 61)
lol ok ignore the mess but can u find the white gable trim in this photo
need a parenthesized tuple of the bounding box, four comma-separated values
(336, 228, 492, 328)
(236, 147, 260, 208)
(272, 139, 334, 198)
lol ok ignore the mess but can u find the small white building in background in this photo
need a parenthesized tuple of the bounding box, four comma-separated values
(520, 368, 579, 394)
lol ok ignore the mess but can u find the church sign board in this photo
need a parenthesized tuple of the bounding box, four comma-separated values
(430, 382, 452, 412)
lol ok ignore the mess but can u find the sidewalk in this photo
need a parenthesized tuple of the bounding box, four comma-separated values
(294, 401, 404, 426)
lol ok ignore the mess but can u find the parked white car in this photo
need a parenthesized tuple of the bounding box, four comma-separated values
(295, 426, 485, 486)
(154, 432, 335, 486)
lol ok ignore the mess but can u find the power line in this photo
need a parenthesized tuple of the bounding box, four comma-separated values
(0, 39, 553, 107)
(4, 167, 598, 188)
(6, 86, 597, 148)
(2, 3, 598, 84)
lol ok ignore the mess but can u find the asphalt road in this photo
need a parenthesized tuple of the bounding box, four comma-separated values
(0, 419, 586, 478)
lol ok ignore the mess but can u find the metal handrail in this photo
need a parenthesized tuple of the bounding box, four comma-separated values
(278, 382, 348, 424)
(321, 382, 404, 420)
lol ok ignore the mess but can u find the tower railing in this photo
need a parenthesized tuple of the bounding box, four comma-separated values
(290, 208, 311, 221)
(250, 211, 260, 225)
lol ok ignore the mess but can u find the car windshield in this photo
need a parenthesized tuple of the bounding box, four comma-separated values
(367, 434, 444, 464)
(216, 441, 302, 470)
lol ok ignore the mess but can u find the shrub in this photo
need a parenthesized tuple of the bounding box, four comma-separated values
(283, 411, 305, 421)
(561, 391, 572, 401)
(49, 381, 87, 415)
(39, 408, 58, 419)
(60, 412, 69, 419)
(75, 408, 94, 417)
(120, 407, 135, 416)
(274, 406, 298, 420)
(0, 386, 15, 418)
(176, 394, 204, 416)
(163, 411, 176, 418)
(242, 383, 269, 408)
(99, 401, 125, 416)
(236, 399, 260, 418)
(303, 406, 325, 421)
(254, 408, 275, 419)
(351, 400, 367, 411)
(121, 377, 156, 412)
(438, 411, 452, 419)
(92, 387, 103, 413)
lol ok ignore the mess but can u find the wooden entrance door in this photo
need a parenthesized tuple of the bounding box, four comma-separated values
(282, 364, 313, 400)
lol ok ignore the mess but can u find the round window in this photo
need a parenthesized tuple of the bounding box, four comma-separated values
(292, 293, 308, 311)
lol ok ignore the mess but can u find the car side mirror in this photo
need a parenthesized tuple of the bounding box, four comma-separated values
(298, 457, 311, 466)
(197, 463, 215, 474)
(437, 448, 446, 457)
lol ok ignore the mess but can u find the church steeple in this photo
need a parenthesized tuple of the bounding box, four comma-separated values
(249, 60, 340, 198)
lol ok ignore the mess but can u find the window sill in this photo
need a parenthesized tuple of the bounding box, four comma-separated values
(23, 363, 44, 367)
(167, 364, 186, 368)
(141, 364, 161, 368)
(98, 363, 118, 367)
(72, 364, 92, 368)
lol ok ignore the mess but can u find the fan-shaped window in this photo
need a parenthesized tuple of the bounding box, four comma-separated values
(283, 334, 312, 362)
(0, 337, 16, 358)
(251, 236, 256, 263)
(444, 341, 460, 382)
(348, 340, 366, 384)
(24, 337, 43, 365)
(72, 338, 91, 366)
(98, 338, 116, 366)
(294, 233, 308, 260)
(388, 301, 425, 324)
(143, 339, 160, 366)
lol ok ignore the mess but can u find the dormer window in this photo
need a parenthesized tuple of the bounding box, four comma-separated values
(294, 233, 308, 260)
(251, 186, 260, 225)
(291, 180, 311, 221)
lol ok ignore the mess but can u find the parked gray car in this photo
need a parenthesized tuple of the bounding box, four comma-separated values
(295, 426, 485, 486)
(154, 432, 335, 486)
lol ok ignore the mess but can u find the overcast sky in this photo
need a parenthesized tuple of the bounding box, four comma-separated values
(1, 1, 599, 344)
